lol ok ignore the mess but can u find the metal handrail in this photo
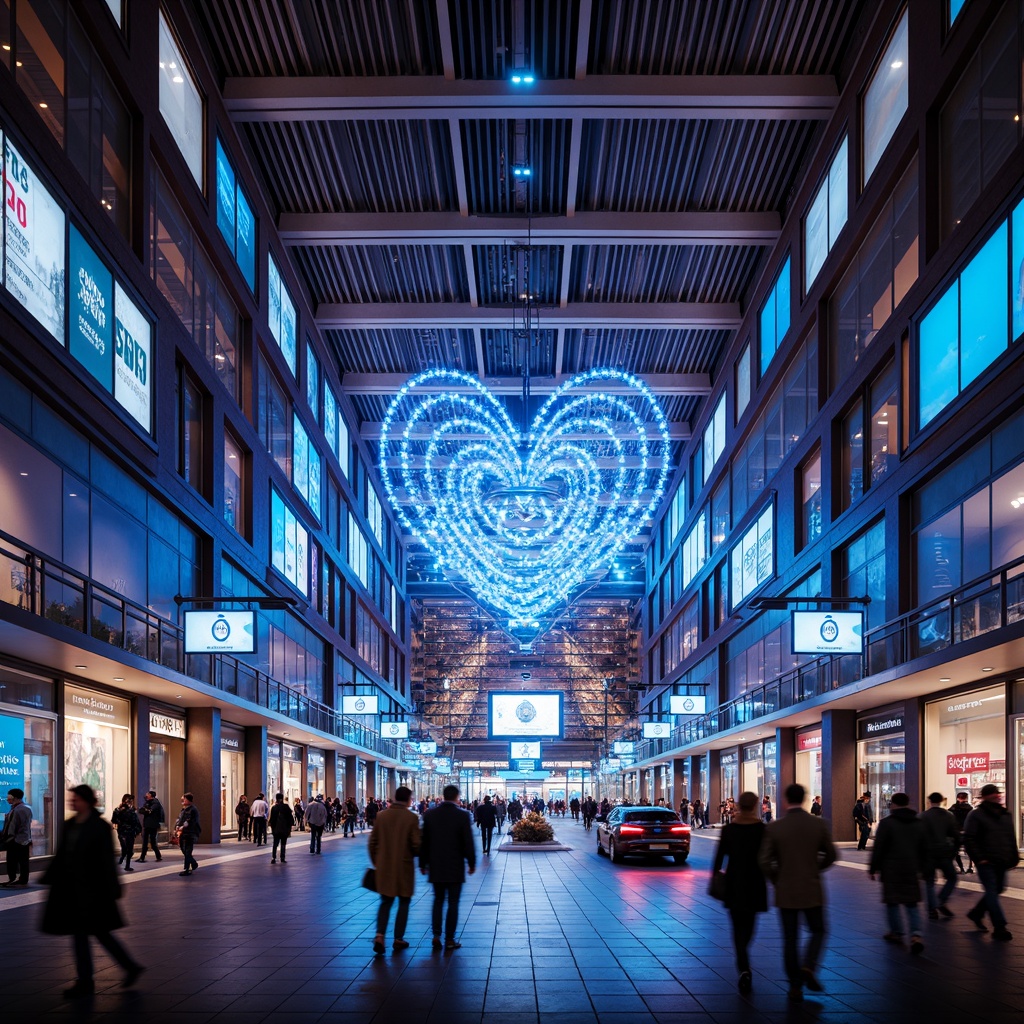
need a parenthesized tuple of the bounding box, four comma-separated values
(635, 554, 1024, 763)
(0, 529, 407, 762)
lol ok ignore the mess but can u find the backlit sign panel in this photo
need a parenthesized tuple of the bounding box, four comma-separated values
(488, 692, 563, 738)
(381, 721, 409, 739)
(510, 741, 541, 759)
(342, 695, 379, 716)
(183, 611, 256, 654)
(669, 695, 708, 716)
(642, 721, 672, 739)
(792, 610, 864, 655)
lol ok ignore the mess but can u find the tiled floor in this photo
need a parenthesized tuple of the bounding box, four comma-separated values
(2, 819, 1023, 1023)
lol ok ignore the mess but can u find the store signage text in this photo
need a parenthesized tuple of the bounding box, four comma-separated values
(221, 736, 240, 750)
(797, 732, 822, 751)
(149, 712, 186, 740)
(946, 752, 989, 775)
(64, 685, 131, 728)
(0, 714, 25, 791)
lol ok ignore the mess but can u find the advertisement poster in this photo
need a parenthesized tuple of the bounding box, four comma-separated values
(4, 138, 66, 343)
(69, 225, 113, 388)
(0, 713, 25, 793)
(114, 282, 152, 430)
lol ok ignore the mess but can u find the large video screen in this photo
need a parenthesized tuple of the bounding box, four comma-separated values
(488, 692, 563, 738)
(642, 721, 672, 739)
(510, 740, 541, 760)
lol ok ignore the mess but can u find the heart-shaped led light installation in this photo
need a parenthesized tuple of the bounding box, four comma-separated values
(379, 368, 671, 638)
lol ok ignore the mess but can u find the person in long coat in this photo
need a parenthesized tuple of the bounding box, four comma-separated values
(41, 784, 144, 998)
(869, 793, 929, 953)
(368, 785, 421, 954)
(712, 791, 768, 992)
(268, 793, 294, 864)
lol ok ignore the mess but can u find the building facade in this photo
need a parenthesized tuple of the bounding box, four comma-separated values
(638, 0, 1024, 841)
(0, 1, 413, 860)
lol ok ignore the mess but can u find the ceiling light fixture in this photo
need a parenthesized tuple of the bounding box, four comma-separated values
(510, 73, 535, 85)
(939, 677, 951, 683)
(982, 666, 994, 672)
(512, 166, 532, 178)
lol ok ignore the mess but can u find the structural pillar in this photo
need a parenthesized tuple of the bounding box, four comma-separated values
(344, 756, 358, 802)
(245, 725, 268, 802)
(707, 748, 721, 824)
(653, 764, 664, 803)
(365, 760, 377, 801)
(324, 750, 339, 801)
(135, 695, 151, 795)
(185, 707, 221, 845)
(775, 726, 796, 800)
(900, 700, 922, 811)
(672, 758, 688, 811)
(638, 769, 649, 804)
(821, 709, 857, 840)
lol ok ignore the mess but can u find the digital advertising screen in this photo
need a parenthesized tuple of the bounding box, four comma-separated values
(669, 695, 708, 716)
(417, 740, 437, 755)
(183, 611, 256, 654)
(642, 721, 672, 740)
(791, 610, 864, 655)
(433, 757, 452, 774)
(342, 695, 379, 716)
(612, 740, 635, 755)
(488, 692, 563, 738)
(510, 741, 541, 760)
(380, 721, 409, 739)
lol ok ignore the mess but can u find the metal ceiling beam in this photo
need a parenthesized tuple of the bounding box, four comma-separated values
(223, 75, 838, 121)
(319, 302, 740, 331)
(341, 372, 710, 396)
(384, 456, 668, 470)
(361, 421, 691, 441)
(279, 210, 780, 247)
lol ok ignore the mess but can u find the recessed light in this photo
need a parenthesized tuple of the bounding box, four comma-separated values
(19, 472, 28, 476)
(39, 102, 47, 108)
(175, 694, 183, 699)
(74, 664, 87, 670)
(939, 677, 951, 683)
(113, 676, 125, 682)
(890, 60, 904, 70)
(982, 666, 994, 672)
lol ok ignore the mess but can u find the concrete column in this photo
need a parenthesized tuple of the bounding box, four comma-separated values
(775, 726, 796, 798)
(901, 699, 922, 810)
(245, 725, 268, 802)
(135, 695, 151, 794)
(344, 756, 358, 802)
(707, 748, 721, 823)
(822, 709, 857, 842)
(324, 750, 338, 801)
(364, 760, 377, 800)
(653, 765, 664, 803)
(671, 758, 688, 810)
(638, 768, 649, 804)
(186, 707, 221, 845)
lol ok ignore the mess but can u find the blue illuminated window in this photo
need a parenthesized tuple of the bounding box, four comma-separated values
(918, 221, 1008, 428)
(863, 12, 908, 184)
(949, 0, 967, 25)
(804, 137, 848, 291)
(215, 139, 256, 292)
(759, 256, 791, 377)
(268, 253, 297, 376)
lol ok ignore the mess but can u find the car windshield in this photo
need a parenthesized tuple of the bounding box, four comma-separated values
(623, 811, 679, 823)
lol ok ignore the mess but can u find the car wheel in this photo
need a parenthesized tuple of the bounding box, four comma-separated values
(609, 838, 622, 864)
(673, 853, 688, 864)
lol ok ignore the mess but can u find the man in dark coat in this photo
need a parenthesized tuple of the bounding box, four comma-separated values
(137, 790, 164, 862)
(42, 784, 144, 998)
(869, 792, 928, 953)
(174, 793, 201, 876)
(475, 794, 498, 855)
(920, 792, 960, 919)
(964, 784, 1020, 941)
(420, 783, 476, 951)
(853, 792, 874, 850)
(759, 782, 838, 1001)
(268, 793, 294, 864)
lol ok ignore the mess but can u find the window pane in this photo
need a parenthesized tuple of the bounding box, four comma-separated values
(869, 362, 898, 486)
(736, 342, 751, 421)
(1014, 198, 1024, 342)
(863, 11, 908, 182)
(991, 461, 1024, 568)
(215, 139, 235, 249)
(16, 0, 65, 146)
(841, 400, 863, 513)
(918, 284, 959, 428)
(152, 170, 193, 326)
(181, 375, 203, 492)
(804, 181, 828, 291)
(307, 343, 319, 416)
(235, 187, 256, 291)
(959, 222, 1008, 387)
(916, 507, 961, 600)
(828, 137, 848, 248)
(158, 13, 203, 187)
(224, 432, 243, 534)
(801, 450, 822, 548)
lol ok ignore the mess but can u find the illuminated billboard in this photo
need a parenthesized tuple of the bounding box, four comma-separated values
(183, 610, 256, 654)
(510, 741, 541, 759)
(380, 721, 409, 739)
(642, 721, 672, 739)
(488, 692, 563, 738)
(342, 695, 379, 716)
(669, 695, 708, 716)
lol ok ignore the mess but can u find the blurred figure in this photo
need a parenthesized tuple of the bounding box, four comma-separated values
(269, 793, 294, 864)
(2, 787, 33, 887)
(920, 792, 959, 920)
(712, 792, 767, 992)
(869, 792, 928, 953)
(235, 795, 250, 841)
(174, 793, 201, 876)
(951, 791, 973, 873)
(476, 794, 497, 855)
(111, 794, 141, 872)
(137, 790, 164, 862)
(369, 786, 420, 954)
(964, 784, 1019, 941)
(41, 785, 144, 998)
(421, 784, 476, 951)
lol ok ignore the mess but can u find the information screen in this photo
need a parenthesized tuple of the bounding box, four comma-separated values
(342, 695, 379, 716)
(417, 740, 437, 755)
(183, 611, 256, 654)
(510, 741, 541, 760)
(488, 692, 563, 738)
(612, 740, 635, 755)
(642, 721, 672, 739)
(669, 695, 708, 716)
(380, 721, 409, 739)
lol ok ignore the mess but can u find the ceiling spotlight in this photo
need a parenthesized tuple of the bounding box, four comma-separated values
(512, 166, 532, 178)
(939, 677, 951, 683)
(510, 73, 535, 85)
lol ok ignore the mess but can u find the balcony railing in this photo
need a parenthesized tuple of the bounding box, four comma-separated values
(636, 554, 1024, 763)
(0, 530, 405, 761)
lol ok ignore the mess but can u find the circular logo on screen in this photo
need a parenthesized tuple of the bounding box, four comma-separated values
(682, 698, 695, 713)
(211, 615, 231, 643)
(354, 697, 366, 713)
(388, 723, 400, 736)
(652, 724, 664, 736)
(515, 700, 537, 723)
(819, 615, 839, 644)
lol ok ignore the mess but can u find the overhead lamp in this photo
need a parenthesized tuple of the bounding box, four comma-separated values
(512, 166, 532, 178)
(510, 73, 535, 85)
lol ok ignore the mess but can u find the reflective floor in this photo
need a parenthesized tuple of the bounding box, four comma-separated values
(2, 820, 1023, 1023)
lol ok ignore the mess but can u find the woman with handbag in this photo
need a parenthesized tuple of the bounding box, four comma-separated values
(710, 791, 768, 993)
(111, 794, 142, 872)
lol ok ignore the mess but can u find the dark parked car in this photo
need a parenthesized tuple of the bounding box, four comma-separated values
(596, 806, 690, 864)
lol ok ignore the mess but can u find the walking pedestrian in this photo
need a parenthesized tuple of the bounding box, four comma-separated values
(920, 792, 959, 920)
(174, 793, 201, 876)
(41, 784, 144, 998)
(711, 792, 767, 992)
(111, 794, 142, 872)
(810, 795, 822, 817)
(343, 797, 358, 836)
(420, 784, 476, 951)
(853, 791, 874, 850)
(964, 784, 1019, 941)
(250, 793, 269, 846)
(582, 795, 597, 831)
(269, 793, 294, 864)
(294, 797, 306, 832)
(758, 782, 838, 1001)
(868, 792, 928, 953)
(369, 786, 421, 954)
(951, 791, 974, 873)
(476, 794, 497, 854)
(2, 787, 33, 887)
(305, 794, 328, 854)
(761, 795, 773, 823)
(137, 790, 164, 862)
(679, 797, 690, 824)
(235, 795, 251, 841)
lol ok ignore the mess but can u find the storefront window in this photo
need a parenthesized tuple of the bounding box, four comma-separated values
(720, 751, 739, 808)
(796, 729, 822, 808)
(741, 743, 764, 800)
(266, 739, 281, 800)
(857, 709, 905, 823)
(220, 730, 244, 833)
(64, 684, 130, 819)
(308, 748, 325, 799)
(925, 685, 1005, 803)
(282, 743, 302, 806)
(0, 702, 55, 856)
